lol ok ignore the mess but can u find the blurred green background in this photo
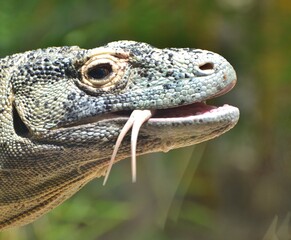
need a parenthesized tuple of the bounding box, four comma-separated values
(0, 0, 290, 239)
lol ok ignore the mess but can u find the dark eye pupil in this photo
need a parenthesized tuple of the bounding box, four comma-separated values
(87, 64, 112, 80)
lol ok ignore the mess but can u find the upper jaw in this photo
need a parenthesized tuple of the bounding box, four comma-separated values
(52, 73, 238, 131)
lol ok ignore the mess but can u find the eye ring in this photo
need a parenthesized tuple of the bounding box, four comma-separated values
(82, 57, 118, 87)
(80, 51, 128, 90)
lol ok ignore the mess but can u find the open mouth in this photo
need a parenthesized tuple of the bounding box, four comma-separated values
(102, 91, 239, 185)
(110, 80, 237, 124)
(113, 101, 224, 124)
(102, 79, 239, 185)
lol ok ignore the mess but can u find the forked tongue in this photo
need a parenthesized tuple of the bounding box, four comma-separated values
(103, 110, 155, 185)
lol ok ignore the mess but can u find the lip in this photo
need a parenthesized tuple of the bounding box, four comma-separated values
(147, 104, 239, 125)
(211, 78, 237, 98)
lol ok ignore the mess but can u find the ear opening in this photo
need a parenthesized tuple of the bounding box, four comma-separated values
(13, 104, 29, 137)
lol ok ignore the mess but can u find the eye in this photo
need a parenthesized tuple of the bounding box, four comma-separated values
(87, 63, 112, 80)
(80, 50, 129, 90)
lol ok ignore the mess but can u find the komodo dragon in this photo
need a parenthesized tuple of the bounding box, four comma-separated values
(0, 41, 239, 230)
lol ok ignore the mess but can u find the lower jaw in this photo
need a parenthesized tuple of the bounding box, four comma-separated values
(147, 103, 239, 125)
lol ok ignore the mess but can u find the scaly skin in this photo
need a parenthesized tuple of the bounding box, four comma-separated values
(0, 41, 239, 230)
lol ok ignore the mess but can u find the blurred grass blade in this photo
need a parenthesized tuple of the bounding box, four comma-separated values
(263, 216, 279, 240)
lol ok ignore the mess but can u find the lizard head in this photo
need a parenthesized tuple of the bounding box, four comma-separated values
(0, 41, 239, 229)
(10, 41, 238, 163)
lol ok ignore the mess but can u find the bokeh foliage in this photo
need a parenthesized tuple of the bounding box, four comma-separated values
(0, 0, 291, 239)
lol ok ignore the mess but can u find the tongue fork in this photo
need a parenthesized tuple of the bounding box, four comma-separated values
(103, 109, 155, 185)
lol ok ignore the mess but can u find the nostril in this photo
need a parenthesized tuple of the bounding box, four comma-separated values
(194, 62, 215, 76)
(199, 62, 214, 71)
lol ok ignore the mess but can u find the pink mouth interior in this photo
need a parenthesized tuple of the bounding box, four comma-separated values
(153, 102, 216, 118)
